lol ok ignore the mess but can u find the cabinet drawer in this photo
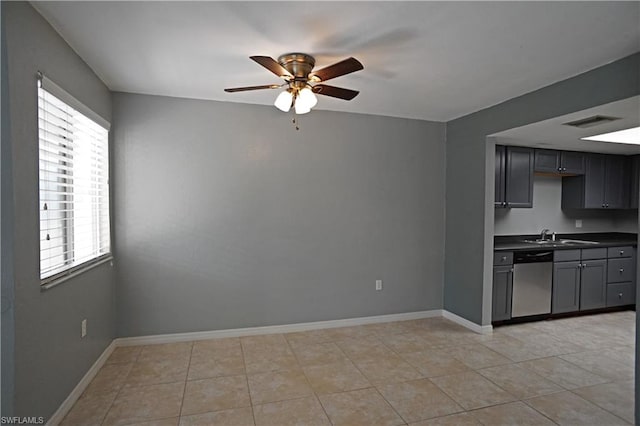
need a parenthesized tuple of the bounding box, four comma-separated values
(581, 248, 607, 260)
(606, 282, 635, 307)
(607, 246, 633, 258)
(494, 251, 513, 266)
(554, 249, 581, 262)
(607, 258, 635, 283)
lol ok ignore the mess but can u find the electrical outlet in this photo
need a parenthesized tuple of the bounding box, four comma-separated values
(575, 219, 583, 228)
(375, 280, 383, 291)
(81, 319, 87, 338)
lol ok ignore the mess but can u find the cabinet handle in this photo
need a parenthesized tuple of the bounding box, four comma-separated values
(619, 293, 623, 299)
(501, 256, 507, 261)
(602, 204, 605, 208)
(620, 250, 625, 256)
(619, 268, 624, 273)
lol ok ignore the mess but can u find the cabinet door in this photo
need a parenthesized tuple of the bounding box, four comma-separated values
(505, 147, 534, 208)
(561, 151, 585, 174)
(495, 145, 506, 207)
(583, 154, 606, 208)
(580, 259, 607, 310)
(492, 266, 513, 321)
(552, 261, 581, 313)
(534, 149, 560, 173)
(604, 155, 629, 209)
(630, 155, 639, 209)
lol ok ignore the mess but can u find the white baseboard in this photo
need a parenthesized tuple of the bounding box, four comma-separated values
(115, 310, 443, 346)
(46, 341, 116, 426)
(443, 310, 493, 334)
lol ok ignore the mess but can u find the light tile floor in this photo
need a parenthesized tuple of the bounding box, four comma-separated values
(61, 311, 636, 425)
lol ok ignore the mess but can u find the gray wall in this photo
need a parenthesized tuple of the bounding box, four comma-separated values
(445, 52, 640, 326)
(495, 175, 639, 235)
(3, 2, 115, 419)
(112, 93, 446, 337)
(1, 2, 15, 416)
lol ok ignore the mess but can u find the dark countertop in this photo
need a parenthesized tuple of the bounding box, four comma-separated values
(495, 232, 638, 252)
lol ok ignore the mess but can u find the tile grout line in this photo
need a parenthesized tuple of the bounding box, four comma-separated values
(513, 355, 613, 390)
(565, 388, 635, 425)
(177, 342, 195, 420)
(337, 327, 418, 424)
(98, 348, 142, 426)
(239, 339, 257, 426)
(519, 396, 564, 425)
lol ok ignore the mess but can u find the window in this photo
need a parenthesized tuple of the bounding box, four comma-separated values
(38, 74, 111, 285)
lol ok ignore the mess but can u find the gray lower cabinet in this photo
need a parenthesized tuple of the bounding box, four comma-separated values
(552, 261, 581, 314)
(606, 246, 636, 307)
(579, 259, 607, 310)
(607, 282, 635, 306)
(492, 265, 513, 321)
(631, 155, 639, 209)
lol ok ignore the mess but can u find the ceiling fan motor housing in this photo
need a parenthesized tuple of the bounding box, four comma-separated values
(278, 53, 316, 85)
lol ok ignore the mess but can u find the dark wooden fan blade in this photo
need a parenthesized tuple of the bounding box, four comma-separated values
(310, 57, 363, 82)
(250, 56, 293, 78)
(224, 84, 281, 93)
(312, 84, 359, 101)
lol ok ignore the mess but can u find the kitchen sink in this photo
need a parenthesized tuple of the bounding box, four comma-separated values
(522, 238, 600, 245)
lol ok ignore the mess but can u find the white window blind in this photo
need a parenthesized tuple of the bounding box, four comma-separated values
(38, 75, 111, 283)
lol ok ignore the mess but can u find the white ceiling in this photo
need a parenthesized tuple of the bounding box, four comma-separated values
(493, 95, 640, 155)
(32, 1, 640, 122)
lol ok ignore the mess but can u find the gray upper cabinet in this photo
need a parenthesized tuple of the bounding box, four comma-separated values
(604, 155, 629, 208)
(534, 150, 559, 173)
(580, 259, 607, 310)
(629, 155, 639, 209)
(562, 153, 629, 209)
(583, 154, 607, 208)
(495, 145, 506, 208)
(534, 149, 584, 174)
(502, 146, 534, 208)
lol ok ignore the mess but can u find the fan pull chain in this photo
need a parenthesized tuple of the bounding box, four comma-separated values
(292, 113, 300, 131)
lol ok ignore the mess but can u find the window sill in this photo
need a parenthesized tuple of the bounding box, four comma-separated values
(40, 255, 113, 291)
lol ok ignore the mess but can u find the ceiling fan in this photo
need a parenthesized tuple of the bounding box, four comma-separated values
(224, 53, 363, 115)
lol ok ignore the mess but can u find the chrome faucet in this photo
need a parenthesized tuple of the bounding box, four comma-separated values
(540, 228, 550, 241)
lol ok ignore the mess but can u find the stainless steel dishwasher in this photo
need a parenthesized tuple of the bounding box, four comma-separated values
(512, 250, 553, 317)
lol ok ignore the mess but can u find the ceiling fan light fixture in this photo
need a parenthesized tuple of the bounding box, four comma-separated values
(294, 100, 311, 115)
(297, 87, 318, 109)
(274, 90, 293, 112)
